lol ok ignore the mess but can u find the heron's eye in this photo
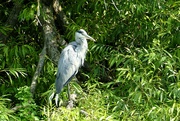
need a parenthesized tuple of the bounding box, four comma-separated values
(77, 30, 83, 34)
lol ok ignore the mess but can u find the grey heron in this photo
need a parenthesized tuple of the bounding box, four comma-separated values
(49, 29, 95, 106)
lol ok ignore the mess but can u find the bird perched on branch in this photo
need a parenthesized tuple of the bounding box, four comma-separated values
(49, 29, 95, 106)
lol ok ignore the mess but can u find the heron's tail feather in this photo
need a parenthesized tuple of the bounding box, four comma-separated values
(49, 92, 59, 107)
(49, 92, 55, 101)
(49, 92, 55, 106)
(55, 94, 59, 106)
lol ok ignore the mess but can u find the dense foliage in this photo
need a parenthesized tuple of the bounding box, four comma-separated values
(0, 0, 179, 120)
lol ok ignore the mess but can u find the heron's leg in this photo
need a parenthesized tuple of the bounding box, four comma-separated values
(67, 83, 71, 101)
(55, 94, 59, 107)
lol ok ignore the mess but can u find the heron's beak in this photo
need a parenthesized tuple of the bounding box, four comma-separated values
(84, 34, 96, 41)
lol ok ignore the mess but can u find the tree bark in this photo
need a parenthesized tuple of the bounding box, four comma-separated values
(53, 0, 69, 34)
(42, 3, 66, 64)
(30, 2, 66, 96)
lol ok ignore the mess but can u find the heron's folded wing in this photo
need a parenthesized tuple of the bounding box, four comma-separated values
(55, 44, 81, 93)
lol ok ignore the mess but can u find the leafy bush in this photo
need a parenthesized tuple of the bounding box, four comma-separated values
(0, 96, 17, 121)
(106, 39, 180, 120)
(14, 86, 39, 121)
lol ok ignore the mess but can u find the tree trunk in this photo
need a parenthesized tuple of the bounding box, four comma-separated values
(30, 2, 66, 96)
(53, 0, 69, 35)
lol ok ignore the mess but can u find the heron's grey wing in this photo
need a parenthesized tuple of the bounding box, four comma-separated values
(55, 44, 81, 94)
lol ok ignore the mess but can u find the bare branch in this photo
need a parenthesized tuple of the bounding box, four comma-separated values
(30, 45, 46, 95)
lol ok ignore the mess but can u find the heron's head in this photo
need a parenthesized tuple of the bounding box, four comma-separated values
(75, 29, 95, 43)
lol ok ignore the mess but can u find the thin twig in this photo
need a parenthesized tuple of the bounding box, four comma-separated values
(35, 15, 42, 26)
(111, 0, 120, 12)
(80, 110, 89, 117)
(104, 0, 107, 10)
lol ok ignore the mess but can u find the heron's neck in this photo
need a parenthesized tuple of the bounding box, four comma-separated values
(76, 38, 88, 50)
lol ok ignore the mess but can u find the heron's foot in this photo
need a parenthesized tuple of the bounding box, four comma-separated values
(66, 100, 74, 109)
(69, 93, 77, 101)
(66, 93, 77, 109)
